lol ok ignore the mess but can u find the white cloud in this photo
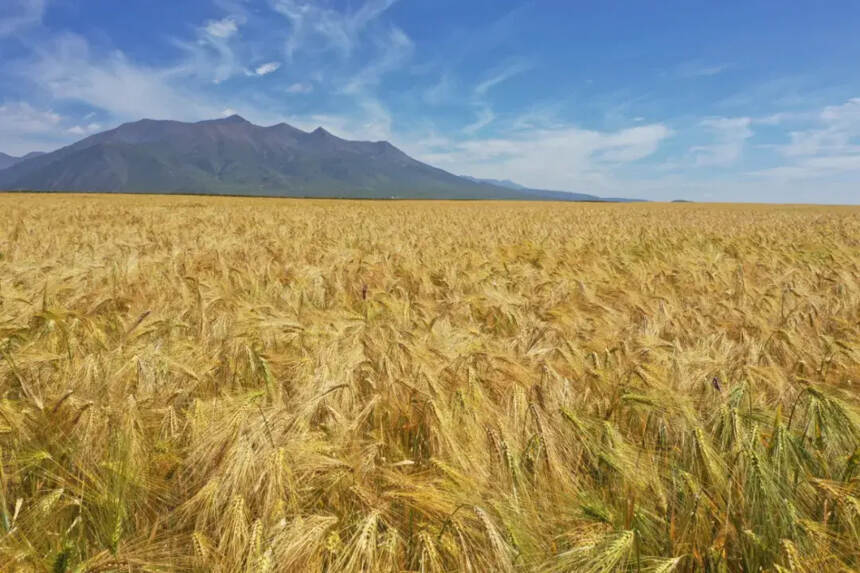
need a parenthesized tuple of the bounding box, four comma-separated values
(254, 61, 281, 76)
(690, 117, 752, 166)
(204, 17, 239, 39)
(0, 101, 84, 154)
(726, 97, 860, 190)
(403, 122, 672, 192)
(285, 82, 313, 94)
(0, 101, 64, 154)
(752, 155, 860, 181)
(749, 97, 860, 184)
(65, 122, 102, 136)
(781, 97, 860, 157)
(0, 101, 61, 133)
(26, 33, 222, 120)
(820, 98, 860, 124)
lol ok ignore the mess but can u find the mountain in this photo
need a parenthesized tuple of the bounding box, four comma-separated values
(0, 116, 639, 201)
(0, 116, 543, 199)
(0, 151, 44, 171)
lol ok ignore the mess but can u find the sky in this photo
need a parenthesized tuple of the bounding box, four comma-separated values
(1, 1, 860, 203)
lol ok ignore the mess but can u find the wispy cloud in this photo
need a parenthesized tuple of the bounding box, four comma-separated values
(1, 0, 857, 203)
(0, 0, 45, 37)
(676, 60, 732, 78)
(342, 26, 413, 93)
(690, 117, 753, 166)
(185, 12, 253, 84)
(285, 82, 313, 94)
(294, 97, 393, 141)
(510, 104, 564, 130)
(463, 107, 495, 134)
(474, 61, 531, 95)
(271, 0, 398, 59)
(422, 73, 454, 105)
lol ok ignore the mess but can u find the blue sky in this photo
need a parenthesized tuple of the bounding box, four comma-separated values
(1, 0, 860, 203)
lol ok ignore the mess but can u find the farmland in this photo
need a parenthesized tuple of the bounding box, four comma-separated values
(0, 194, 858, 571)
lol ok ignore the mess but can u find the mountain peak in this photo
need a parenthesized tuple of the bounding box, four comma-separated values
(220, 114, 250, 124)
(311, 126, 331, 136)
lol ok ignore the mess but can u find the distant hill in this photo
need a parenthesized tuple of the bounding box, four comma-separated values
(0, 116, 638, 201)
(462, 176, 645, 203)
(0, 151, 44, 170)
(462, 176, 530, 191)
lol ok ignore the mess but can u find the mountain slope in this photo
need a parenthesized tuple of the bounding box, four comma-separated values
(462, 176, 530, 190)
(463, 176, 649, 202)
(0, 153, 16, 171)
(464, 176, 604, 201)
(0, 116, 535, 199)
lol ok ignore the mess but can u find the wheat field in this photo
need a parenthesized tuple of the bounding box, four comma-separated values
(0, 194, 858, 572)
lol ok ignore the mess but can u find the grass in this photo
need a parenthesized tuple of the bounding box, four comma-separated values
(0, 193, 858, 572)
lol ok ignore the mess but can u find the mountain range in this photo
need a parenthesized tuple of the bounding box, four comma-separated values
(0, 116, 633, 201)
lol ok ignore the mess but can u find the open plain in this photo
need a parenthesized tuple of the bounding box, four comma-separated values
(0, 194, 858, 571)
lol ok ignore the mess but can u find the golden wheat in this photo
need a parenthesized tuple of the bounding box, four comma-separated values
(0, 194, 858, 572)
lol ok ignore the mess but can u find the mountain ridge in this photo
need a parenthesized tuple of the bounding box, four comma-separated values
(0, 151, 45, 170)
(0, 116, 636, 201)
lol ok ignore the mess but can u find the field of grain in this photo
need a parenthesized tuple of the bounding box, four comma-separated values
(0, 194, 858, 572)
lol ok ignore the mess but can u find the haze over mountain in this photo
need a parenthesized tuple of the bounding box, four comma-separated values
(0, 116, 627, 200)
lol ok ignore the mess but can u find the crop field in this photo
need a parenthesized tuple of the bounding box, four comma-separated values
(0, 194, 858, 572)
